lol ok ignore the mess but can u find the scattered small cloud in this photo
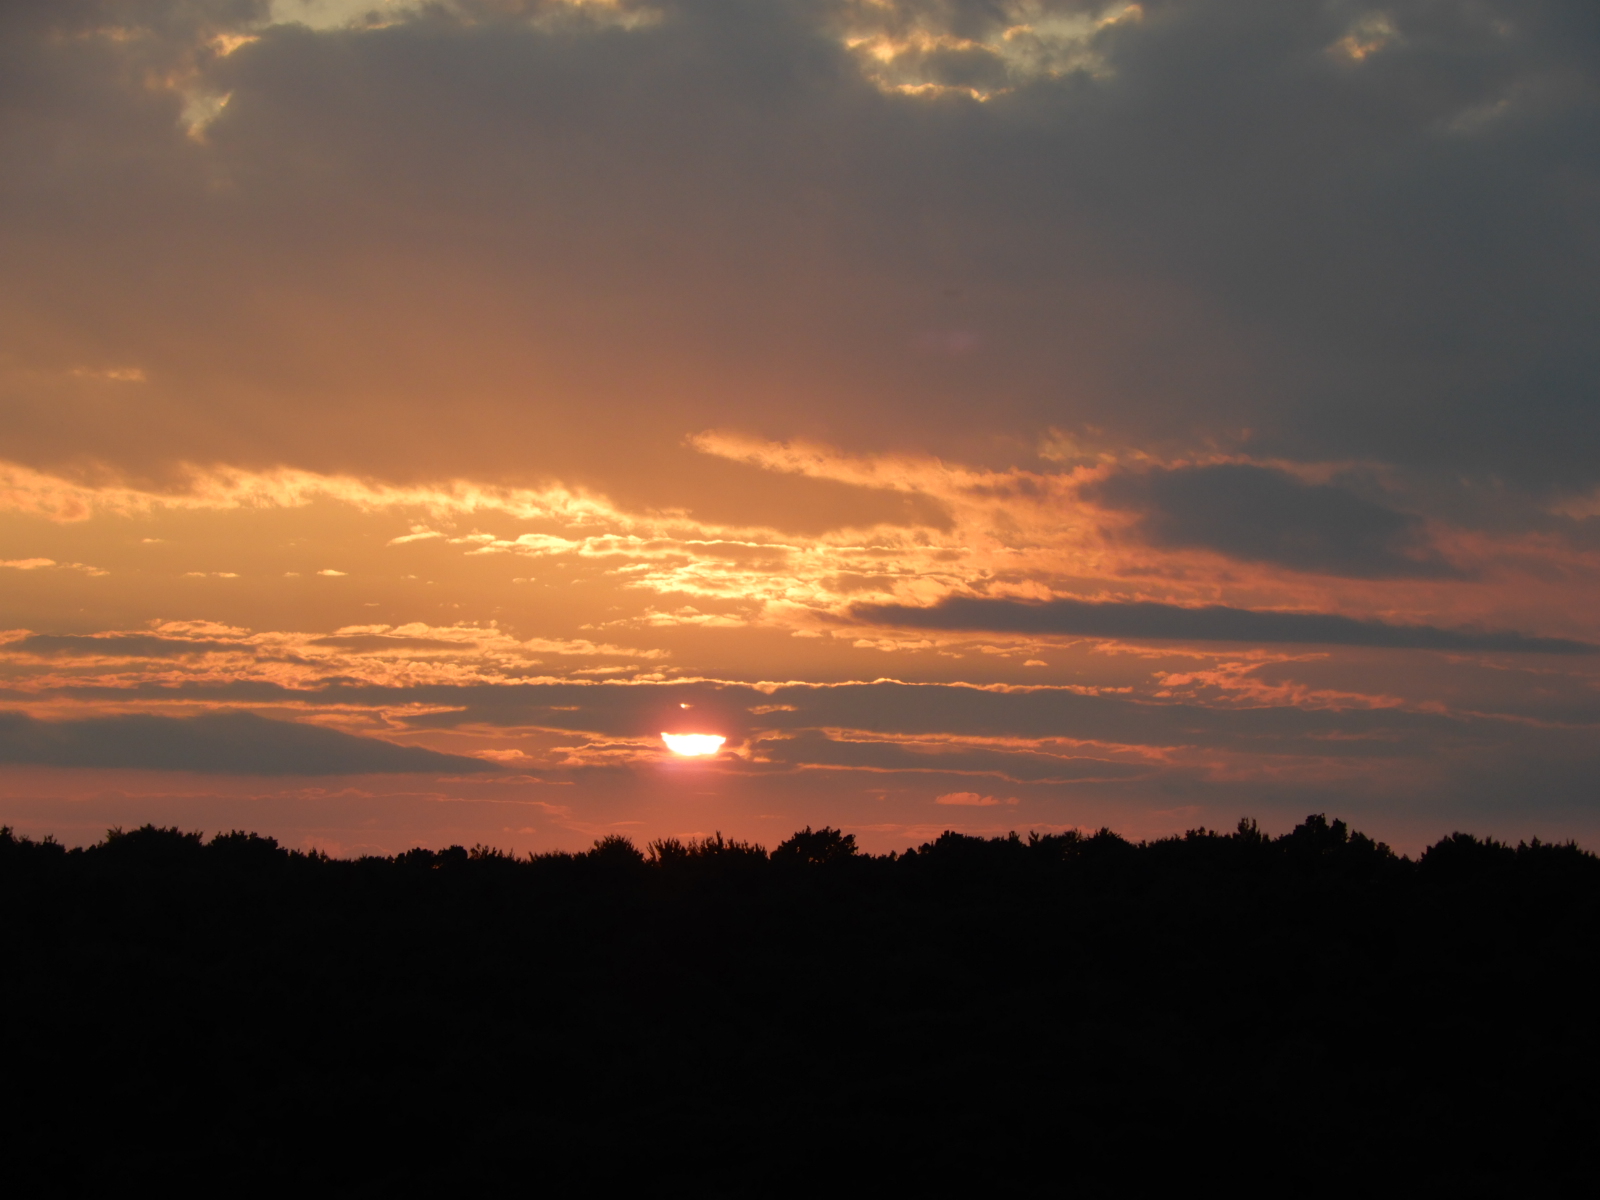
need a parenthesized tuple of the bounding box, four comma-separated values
(1329, 12, 1400, 63)
(2, 558, 107, 576)
(388, 525, 443, 545)
(70, 366, 146, 383)
(935, 792, 1018, 807)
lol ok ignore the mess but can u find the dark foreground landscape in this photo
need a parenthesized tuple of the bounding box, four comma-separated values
(6, 816, 1598, 1189)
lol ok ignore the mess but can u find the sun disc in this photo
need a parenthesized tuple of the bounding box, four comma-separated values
(661, 732, 725, 757)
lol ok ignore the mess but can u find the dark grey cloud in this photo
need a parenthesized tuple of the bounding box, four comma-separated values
(722, 680, 1492, 757)
(307, 635, 473, 652)
(0, 709, 501, 774)
(0, 0, 1595, 517)
(749, 729, 1149, 782)
(853, 596, 1598, 654)
(1086, 463, 1463, 578)
(5, 634, 245, 658)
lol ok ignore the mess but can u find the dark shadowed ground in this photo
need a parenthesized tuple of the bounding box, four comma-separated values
(4, 816, 1597, 1189)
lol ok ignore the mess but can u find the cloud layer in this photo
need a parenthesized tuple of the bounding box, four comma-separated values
(2, 0, 1597, 499)
(1087, 464, 1463, 579)
(0, 710, 500, 775)
(854, 596, 1599, 653)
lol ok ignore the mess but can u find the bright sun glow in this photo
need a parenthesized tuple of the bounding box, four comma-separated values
(661, 732, 725, 757)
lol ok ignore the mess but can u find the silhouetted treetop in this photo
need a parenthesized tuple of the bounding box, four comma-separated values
(772, 825, 857, 866)
(588, 833, 646, 866)
(2, 816, 1593, 886)
(648, 832, 765, 863)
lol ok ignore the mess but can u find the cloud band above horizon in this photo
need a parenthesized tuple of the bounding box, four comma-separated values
(0, 710, 502, 776)
(853, 596, 1598, 654)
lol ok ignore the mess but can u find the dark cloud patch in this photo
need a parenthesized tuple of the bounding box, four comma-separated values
(750, 730, 1149, 783)
(308, 635, 473, 652)
(0, 709, 501, 775)
(854, 596, 1597, 655)
(1087, 464, 1464, 578)
(742, 681, 1477, 757)
(1, 0, 1597, 509)
(6, 634, 246, 659)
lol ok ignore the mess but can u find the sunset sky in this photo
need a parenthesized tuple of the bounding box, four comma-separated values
(3, 0, 1598, 855)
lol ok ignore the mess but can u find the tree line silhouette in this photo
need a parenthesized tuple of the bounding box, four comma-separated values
(4, 814, 1597, 1188)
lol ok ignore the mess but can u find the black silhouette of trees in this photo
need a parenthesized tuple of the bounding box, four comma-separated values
(2, 813, 1596, 1190)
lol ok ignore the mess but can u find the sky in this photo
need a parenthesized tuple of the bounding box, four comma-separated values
(3, 0, 1599, 855)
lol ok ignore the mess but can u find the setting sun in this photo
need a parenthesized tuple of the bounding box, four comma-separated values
(661, 733, 725, 757)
